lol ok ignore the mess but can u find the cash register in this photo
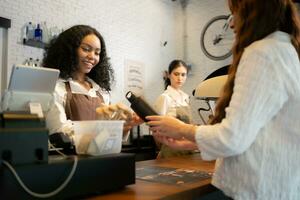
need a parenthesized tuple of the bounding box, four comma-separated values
(0, 65, 135, 199)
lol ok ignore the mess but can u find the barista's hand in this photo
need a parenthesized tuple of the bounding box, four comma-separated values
(123, 113, 143, 133)
(96, 102, 133, 120)
(153, 132, 198, 151)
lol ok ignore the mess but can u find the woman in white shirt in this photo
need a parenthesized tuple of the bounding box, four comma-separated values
(147, 0, 300, 199)
(154, 60, 194, 158)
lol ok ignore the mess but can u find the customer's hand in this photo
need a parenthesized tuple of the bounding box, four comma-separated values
(147, 115, 197, 142)
(153, 132, 198, 151)
(146, 115, 187, 139)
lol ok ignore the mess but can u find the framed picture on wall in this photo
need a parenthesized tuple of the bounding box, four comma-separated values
(124, 59, 145, 96)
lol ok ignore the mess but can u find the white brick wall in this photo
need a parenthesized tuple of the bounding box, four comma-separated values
(0, 0, 184, 102)
(0, 0, 231, 126)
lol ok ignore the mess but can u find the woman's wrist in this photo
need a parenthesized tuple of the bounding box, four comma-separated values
(181, 123, 197, 142)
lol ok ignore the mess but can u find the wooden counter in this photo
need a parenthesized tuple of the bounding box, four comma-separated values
(89, 153, 216, 200)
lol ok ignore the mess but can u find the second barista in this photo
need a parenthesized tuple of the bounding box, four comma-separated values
(154, 60, 194, 158)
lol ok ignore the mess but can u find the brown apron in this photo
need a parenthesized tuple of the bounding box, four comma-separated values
(64, 82, 104, 121)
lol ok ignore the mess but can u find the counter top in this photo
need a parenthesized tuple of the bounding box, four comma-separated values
(89, 153, 216, 200)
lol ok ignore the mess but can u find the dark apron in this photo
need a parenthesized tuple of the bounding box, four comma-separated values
(158, 105, 195, 159)
(64, 82, 104, 121)
(49, 82, 104, 154)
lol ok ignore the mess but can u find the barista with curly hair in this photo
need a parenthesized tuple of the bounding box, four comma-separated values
(43, 25, 115, 137)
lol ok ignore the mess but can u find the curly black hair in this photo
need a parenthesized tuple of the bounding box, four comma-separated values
(42, 25, 114, 91)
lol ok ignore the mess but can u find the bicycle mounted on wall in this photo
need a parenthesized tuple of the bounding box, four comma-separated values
(200, 14, 234, 61)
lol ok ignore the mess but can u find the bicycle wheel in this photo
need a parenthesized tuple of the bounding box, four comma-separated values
(200, 15, 234, 61)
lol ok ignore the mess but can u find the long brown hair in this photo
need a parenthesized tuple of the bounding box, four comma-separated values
(209, 0, 300, 124)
